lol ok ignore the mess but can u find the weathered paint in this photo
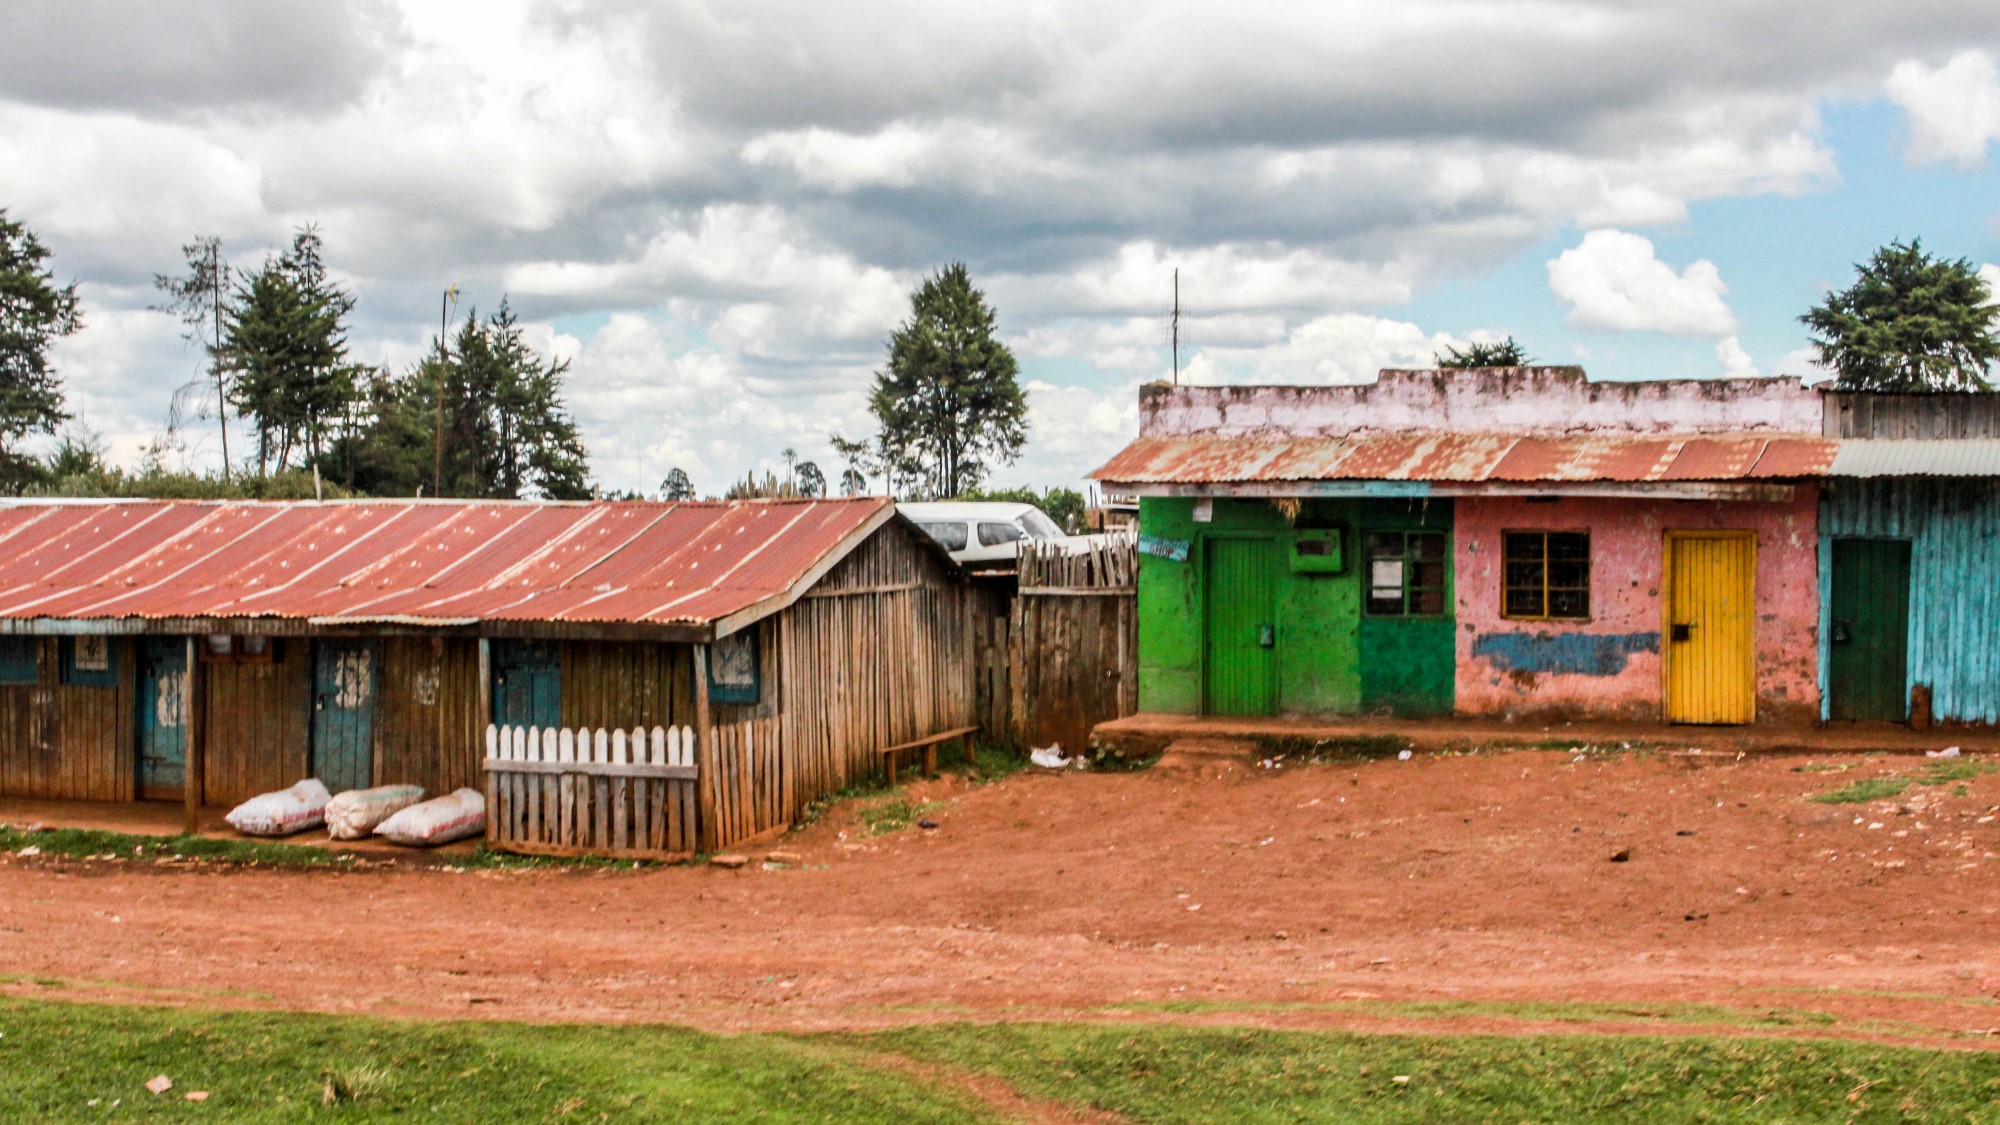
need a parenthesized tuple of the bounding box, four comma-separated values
(1471, 632, 1660, 676)
(1819, 479, 2000, 723)
(1136, 496, 1453, 717)
(312, 639, 376, 792)
(137, 637, 187, 798)
(1826, 538, 1911, 721)
(1663, 532, 1758, 724)
(1453, 492, 1820, 723)
(1131, 368, 1823, 441)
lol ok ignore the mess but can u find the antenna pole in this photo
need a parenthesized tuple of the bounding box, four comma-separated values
(1171, 268, 1180, 385)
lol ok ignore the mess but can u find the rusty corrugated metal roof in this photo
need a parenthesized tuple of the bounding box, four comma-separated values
(1089, 433, 1839, 484)
(0, 497, 895, 631)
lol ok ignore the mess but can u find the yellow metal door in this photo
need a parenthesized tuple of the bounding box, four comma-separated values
(1665, 532, 1756, 724)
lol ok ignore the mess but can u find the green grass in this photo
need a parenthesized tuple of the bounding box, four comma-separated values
(6, 998, 2000, 1122)
(868, 1022, 2000, 1123)
(857, 796, 942, 836)
(1810, 759, 1994, 804)
(0, 825, 352, 868)
(0, 998, 990, 1123)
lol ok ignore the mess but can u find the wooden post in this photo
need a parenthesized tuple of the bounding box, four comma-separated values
(476, 637, 492, 727)
(182, 636, 201, 835)
(693, 643, 717, 853)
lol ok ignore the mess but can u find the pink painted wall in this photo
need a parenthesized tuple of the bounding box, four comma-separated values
(1453, 490, 1821, 724)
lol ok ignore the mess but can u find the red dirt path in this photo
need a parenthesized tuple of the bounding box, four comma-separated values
(4, 745, 2000, 1045)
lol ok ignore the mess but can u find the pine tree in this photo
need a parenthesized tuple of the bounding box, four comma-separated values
(1803, 239, 2000, 392)
(869, 263, 1026, 498)
(0, 210, 79, 487)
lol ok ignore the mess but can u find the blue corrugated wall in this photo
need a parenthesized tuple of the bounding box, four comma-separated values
(1820, 479, 2000, 723)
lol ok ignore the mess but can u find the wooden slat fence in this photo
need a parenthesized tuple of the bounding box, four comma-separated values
(1005, 537, 1138, 755)
(484, 723, 698, 859)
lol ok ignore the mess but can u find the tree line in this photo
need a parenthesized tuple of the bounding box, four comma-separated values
(6, 205, 1995, 511)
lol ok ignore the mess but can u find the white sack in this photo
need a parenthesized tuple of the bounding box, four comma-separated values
(374, 788, 485, 847)
(224, 779, 333, 837)
(324, 784, 426, 840)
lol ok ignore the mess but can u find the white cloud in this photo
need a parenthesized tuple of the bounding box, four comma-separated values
(1714, 335, 1759, 379)
(1547, 229, 1738, 338)
(1887, 50, 2000, 168)
(1981, 262, 2000, 304)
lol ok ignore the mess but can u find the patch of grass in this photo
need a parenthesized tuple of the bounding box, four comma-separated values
(0, 998, 990, 1123)
(1096, 997, 1849, 1032)
(1811, 776, 1913, 804)
(0, 825, 349, 868)
(453, 845, 665, 872)
(869, 1022, 2000, 1123)
(1262, 733, 1414, 761)
(858, 796, 942, 836)
(963, 744, 1028, 783)
(796, 777, 895, 829)
(1809, 758, 1994, 804)
(1792, 763, 1856, 773)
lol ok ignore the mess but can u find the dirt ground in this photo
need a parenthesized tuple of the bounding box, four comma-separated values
(4, 743, 2000, 1046)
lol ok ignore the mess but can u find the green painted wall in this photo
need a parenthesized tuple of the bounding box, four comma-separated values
(1136, 496, 1454, 717)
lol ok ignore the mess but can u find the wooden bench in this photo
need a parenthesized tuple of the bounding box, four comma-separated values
(879, 725, 980, 785)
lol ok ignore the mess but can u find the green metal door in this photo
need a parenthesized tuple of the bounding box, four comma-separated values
(491, 640, 561, 728)
(313, 640, 376, 792)
(1204, 537, 1279, 716)
(1829, 537, 1911, 721)
(137, 638, 187, 800)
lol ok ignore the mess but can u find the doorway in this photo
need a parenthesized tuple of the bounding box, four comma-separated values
(1827, 537, 1911, 721)
(312, 639, 377, 792)
(1664, 531, 1756, 724)
(1203, 537, 1279, 716)
(136, 638, 187, 800)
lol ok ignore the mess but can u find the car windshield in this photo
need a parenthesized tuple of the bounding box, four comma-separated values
(1018, 511, 1064, 540)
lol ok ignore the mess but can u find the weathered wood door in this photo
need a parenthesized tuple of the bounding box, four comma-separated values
(1204, 537, 1279, 716)
(491, 640, 561, 728)
(1828, 538, 1911, 721)
(313, 640, 376, 792)
(1664, 532, 1757, 724)
(136, 638, 187, 800)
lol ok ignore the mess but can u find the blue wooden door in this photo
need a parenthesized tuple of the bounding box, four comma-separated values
(313, 640, 376, 792)
(492, 640, 561, 728)
(137, 638, 187, 800)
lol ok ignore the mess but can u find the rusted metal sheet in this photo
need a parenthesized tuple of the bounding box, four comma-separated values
(1092, 434, 1838, 485)
(0, 498, 894, 632)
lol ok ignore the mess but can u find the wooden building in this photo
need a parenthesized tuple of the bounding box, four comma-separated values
(0, 497, 984, 855)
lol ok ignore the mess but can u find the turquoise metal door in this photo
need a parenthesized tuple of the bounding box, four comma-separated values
(137, 638, 187, 800)
(1204, 537, 1280, 716)
(313, 640, 376, 792)
(492, 640, 561, 728)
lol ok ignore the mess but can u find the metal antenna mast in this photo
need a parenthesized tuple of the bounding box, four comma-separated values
(1171, 268, 1180, 385)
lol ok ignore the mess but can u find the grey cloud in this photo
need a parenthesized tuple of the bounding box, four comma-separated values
(0, 1, 403, 114)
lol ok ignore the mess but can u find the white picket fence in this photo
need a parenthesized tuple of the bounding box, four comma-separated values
(483, 724, 698, 858)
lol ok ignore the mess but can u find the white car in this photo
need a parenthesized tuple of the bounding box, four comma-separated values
(898, 501, 1076, 568)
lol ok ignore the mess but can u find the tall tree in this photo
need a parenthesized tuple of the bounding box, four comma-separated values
(1802, 239, 2000, 392)
(0, 210, 79, 487)
(338, 299, 591, 499)
(1435, 337, 1531, 368)
(659, 467, 695, 501)
(869, 263, 1027, 498)
(795, 460, 825, 498)
(152, 237, 233, 478)
(218, 226, 363, 474)
(838, 466, 867, 496)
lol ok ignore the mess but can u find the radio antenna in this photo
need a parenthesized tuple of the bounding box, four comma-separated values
(1171, 268, 1180, 385)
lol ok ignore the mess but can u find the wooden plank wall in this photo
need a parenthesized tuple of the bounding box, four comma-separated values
(777, 527, 986, 817)
(1009, 538, 1139, 755)
(375, 637, 483, 797)
(1824, 392, 2000, 439)
(559, 641, 696, 731)
(0, 637, 134, 801)
(200, 639, 311, 806)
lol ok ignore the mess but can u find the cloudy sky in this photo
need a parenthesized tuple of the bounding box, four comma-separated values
(5, 1, 2000, 498)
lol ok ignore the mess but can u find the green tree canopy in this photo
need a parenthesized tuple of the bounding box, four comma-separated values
(1802, 239, 2000, 392)
(659, 467, 695, 501)
(339, 300, 591, 499)
(869, 263, 1026, 498)
(0, 210, 80, 487)
(1435, 337, 1531, 368)
(219, 226, 363, 474)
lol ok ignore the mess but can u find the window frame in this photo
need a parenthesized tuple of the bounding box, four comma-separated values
(0, 636, 38, 686)
(1361, 529, 1451, 618)
(1500, 529, 1592, 622)
(61, 636, 119, 687)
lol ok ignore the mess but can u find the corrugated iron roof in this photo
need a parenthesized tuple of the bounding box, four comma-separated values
(1090, 433, 1839, 485)
(1828, 440, 2000, 477)
(0, 497, 896, 632)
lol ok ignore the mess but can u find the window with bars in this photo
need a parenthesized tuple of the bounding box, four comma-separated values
(1364, 531, 1448, 616)
(1503, 531, 1591, 620)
